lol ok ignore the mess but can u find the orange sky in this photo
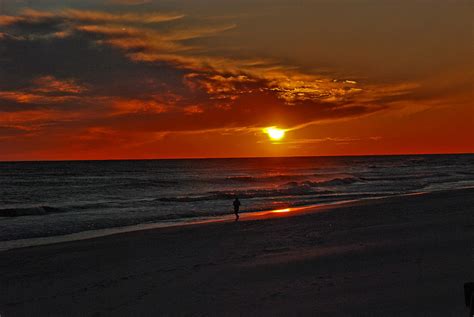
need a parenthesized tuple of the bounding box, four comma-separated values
(0, 0, 472, 160)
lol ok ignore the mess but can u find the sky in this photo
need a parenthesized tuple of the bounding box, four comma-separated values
(0, 0, 472, 160)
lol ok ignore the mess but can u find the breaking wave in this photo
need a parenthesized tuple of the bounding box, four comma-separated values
(156, 178, 359, 203)
(0, 206, 65, 217)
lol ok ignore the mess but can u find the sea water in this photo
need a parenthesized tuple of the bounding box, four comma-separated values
(1, 154, 473, 242)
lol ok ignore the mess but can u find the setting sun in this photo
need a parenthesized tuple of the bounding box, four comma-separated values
(264, 127, 286, 141)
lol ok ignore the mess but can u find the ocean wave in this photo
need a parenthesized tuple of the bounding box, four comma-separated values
(156, 177, 359, 203)
(0, 200, 130, 217)
(221, 173, 355, 183)
(359, 172, 451, 182)
(0, 206, 65, 217)
(283, 177, 360, 187)
(157, 186, 334, 203)
(223, 174, 312, 183)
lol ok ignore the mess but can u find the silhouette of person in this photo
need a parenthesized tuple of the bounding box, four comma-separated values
(233, 197, 241, 221)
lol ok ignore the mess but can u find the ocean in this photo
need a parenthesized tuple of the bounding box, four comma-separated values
(1, 154, 473, 244)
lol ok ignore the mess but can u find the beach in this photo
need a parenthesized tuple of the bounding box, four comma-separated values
(1, 188, 473, 316)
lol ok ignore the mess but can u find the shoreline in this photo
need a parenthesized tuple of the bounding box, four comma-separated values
(1, 187, 470, 252)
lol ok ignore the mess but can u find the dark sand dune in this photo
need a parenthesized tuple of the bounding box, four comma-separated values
(1, 189, 473, 316)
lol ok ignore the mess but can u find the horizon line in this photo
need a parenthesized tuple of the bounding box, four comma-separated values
(1, 152, 473, 163)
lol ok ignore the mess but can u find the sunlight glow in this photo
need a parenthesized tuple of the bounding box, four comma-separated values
(263, 127, 286, 141)
(272, 208, 291, 213)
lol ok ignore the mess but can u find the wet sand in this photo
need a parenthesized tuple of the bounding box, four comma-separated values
(1, 188, 473, 316)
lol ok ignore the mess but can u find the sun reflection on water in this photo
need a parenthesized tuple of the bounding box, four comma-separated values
(272, 208, 291, 213)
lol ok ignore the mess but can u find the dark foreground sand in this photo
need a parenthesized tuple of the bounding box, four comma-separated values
(1, 189, 473, 316)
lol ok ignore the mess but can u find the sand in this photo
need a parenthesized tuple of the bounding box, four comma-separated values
(1, 188, 473, 316)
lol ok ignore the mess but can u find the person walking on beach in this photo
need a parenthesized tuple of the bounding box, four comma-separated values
(233, 197, 241, 221)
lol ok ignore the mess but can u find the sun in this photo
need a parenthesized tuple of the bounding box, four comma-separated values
(263, 127, 286, 141)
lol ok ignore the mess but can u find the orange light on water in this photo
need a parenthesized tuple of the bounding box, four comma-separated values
(272, 208, 291, 213)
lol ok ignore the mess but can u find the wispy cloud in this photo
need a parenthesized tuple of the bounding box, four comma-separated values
(269, 136, 382, 146)
(1, 8, 184, 25)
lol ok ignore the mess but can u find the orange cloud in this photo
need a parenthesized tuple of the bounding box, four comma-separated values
(32, 76, 86, 94)
(0, 75, 85, 106)
(0, 91, 79, 104)
(112, 98, 169, 114)
(0, 15, 21, 26)
(63, 9, 183, 24)
(0, 109, 84, 126)
(184, 105, 204, 115)
(4, 8, 184, 25)
(108, 0, 153, 5)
